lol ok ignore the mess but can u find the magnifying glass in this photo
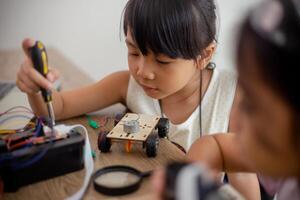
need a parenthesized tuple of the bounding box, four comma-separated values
(92, 165, 152, 196)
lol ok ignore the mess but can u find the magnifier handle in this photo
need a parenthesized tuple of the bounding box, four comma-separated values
(141, 171, 152, 178)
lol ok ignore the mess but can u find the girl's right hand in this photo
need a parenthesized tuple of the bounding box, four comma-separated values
(16, 38, 60, 94)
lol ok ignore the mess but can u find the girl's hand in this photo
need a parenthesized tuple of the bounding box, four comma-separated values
(151, 164, 222, 200)
(151, 168, 166, 200)
(16, 38, 60, 94)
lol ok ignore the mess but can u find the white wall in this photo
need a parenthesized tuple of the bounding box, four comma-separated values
(0, 0, 261, 81)
(215, 0, 261, 70)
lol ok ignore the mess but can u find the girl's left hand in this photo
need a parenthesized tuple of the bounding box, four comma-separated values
(151, 168, 166, 200)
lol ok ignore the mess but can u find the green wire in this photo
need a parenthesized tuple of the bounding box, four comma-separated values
(86, 115, 99, 129)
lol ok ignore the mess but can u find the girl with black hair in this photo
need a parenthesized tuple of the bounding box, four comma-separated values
(181, 0, 300, 199)
(17, 0, 259, 198)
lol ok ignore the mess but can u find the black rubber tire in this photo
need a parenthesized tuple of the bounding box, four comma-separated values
(145, 134, 158, 157)
(97, 131, 111, 152)
(156, 118, 169, 138)
(114, 119, 119, 127)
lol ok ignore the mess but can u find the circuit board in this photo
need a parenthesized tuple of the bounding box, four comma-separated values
(107, 113, 160, 142)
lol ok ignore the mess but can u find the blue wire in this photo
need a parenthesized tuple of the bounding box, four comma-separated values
(0, 118, 40, 166)
(23, 118, 42, 148)
(0, 117, 55, 170)
(11, 142, 51, 170)
(0, 152, 12, 164)
(11, 133, 54, 170)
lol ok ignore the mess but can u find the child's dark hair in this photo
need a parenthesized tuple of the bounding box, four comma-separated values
(237, 0, 300, 137)
(123, 0, 217, 60)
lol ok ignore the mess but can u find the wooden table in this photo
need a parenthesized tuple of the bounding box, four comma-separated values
(0, 49, 185, 200)
(0, 48, 92, 90)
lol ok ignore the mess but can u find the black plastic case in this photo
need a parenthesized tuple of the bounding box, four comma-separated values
(0, 131, 85, 192)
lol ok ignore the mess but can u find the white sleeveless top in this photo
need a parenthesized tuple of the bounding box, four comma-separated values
(126, 67, 237, 151)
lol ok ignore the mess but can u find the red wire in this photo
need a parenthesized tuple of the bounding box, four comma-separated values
(8, 136, 44, 150)
(99, 117, 108, 126)
(4, 116, 41, 150)
(9, 140, 30, 150)
(0, 106, 33, 116)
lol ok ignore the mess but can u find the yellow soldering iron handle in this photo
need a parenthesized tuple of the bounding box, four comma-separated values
(30, 41, 52, 103)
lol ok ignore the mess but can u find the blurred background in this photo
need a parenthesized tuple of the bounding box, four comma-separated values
(0, 0, 262, 81)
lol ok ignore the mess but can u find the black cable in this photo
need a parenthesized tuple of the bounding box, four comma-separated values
(159, 67, 204, 137)
(199, 68, 203, 137)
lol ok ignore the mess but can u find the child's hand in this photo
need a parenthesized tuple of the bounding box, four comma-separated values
(151, 168, 166, 200)
(151, 163, 222, 200)
(16, 38, 60, 94)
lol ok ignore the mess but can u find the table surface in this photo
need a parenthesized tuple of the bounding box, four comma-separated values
(0, 48, 185, 200)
